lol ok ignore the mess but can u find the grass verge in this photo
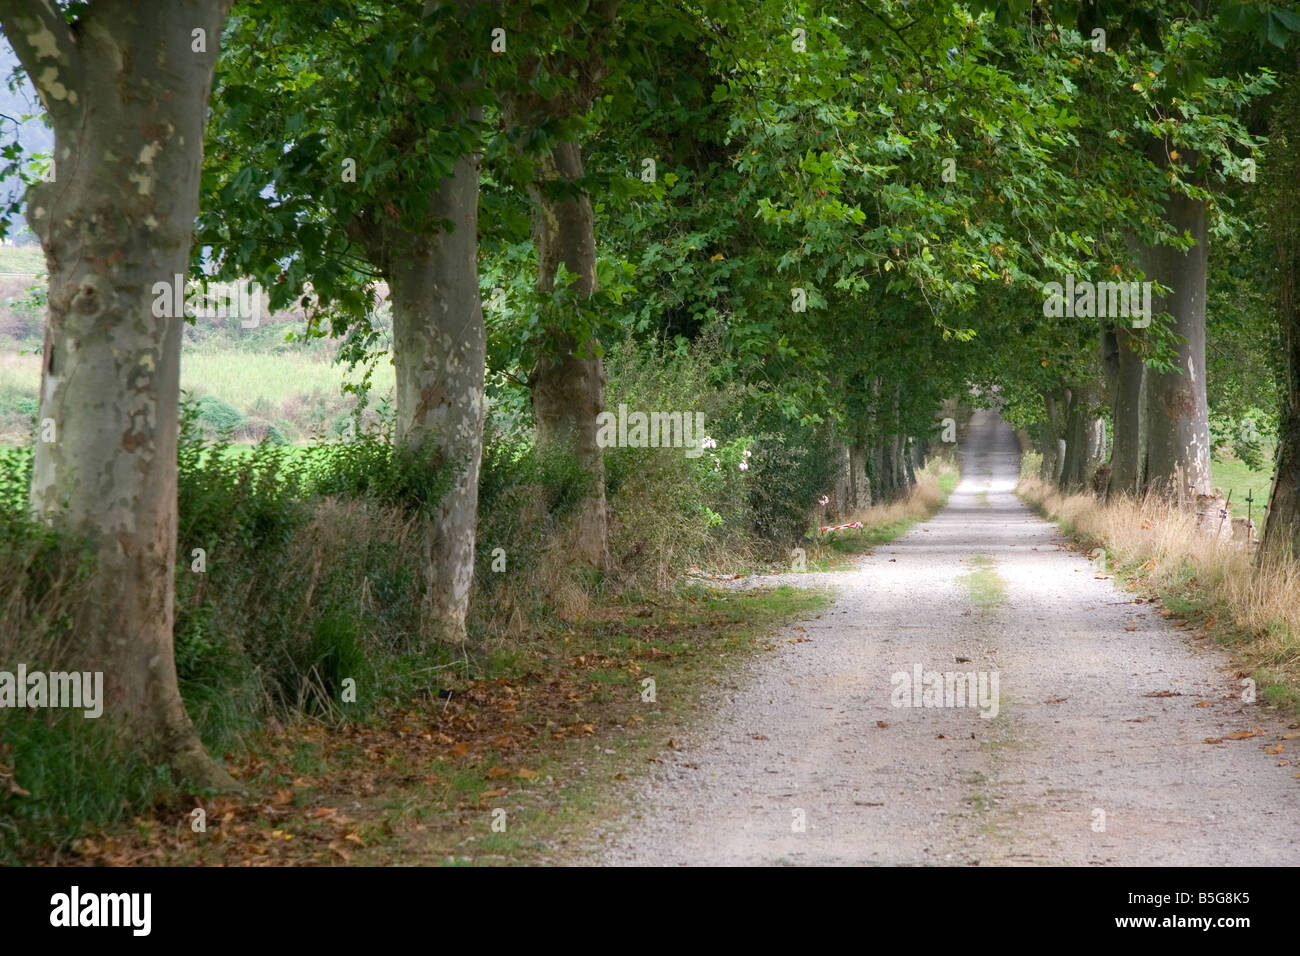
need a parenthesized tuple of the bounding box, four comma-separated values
(42, 584, 829, 866)
(802, 458, 960, 571)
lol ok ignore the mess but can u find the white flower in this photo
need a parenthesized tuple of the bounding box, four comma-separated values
(819, 495, 829, 505)
(738, 461, 749, 471)
(742, 449, 751, 457)
(702, 435, 718, 450)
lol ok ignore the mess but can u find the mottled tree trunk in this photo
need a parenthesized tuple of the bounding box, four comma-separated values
(870, 443, 894, 504)
(526, 140, 610, 568)
(1105, 325, 1145, 498)
(1262, 76, 1300, 559)
(7, 0, 235, 787)
(379, 129, 485, 643)
(1140, 146, 1212, 500)
(1061, 383, 1104, 491)
(1040, 390, 1066, 485)
(848, 444, 871, 512)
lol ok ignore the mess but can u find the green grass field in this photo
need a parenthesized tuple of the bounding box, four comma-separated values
(0, 245, 46, 275)
(0, 347, 395, 443)
(1212, 448, 1274, 521)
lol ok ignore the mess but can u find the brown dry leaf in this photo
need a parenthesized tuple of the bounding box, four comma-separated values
(1204, 737, 1224, 744)
(1125, 620, 1138, 632)
(1282, 733, 1300, 740)
(1044, 697, 1067, 704)
(751, 735, 769, 741)
(486, 766, 510, 778)
(1224, 727, 1263, 740)
(271, 789, 294, 805)
(1195, 701, 1211, 708)
(876, 720, 889, 729)
(1263, 744, 1283, 755)
(1145, 690, 1180, 698)
(479, 788, 507, 800)
(448, 742, 469, 757)
(328, 842, 352, 862)
(516, 768, 539, 780)
(310, 807, 338, 819)
(344, 831, 365, 845)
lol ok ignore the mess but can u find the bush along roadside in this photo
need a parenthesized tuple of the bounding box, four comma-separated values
(21, 459, 950, 868)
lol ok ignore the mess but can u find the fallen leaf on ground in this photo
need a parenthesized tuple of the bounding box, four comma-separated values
(1224, 727, 1263, 740)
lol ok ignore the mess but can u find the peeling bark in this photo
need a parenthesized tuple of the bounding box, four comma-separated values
(368, 131, 485, 644)
(1140, 145, 1212, 500)
(5, 0, 236, 789)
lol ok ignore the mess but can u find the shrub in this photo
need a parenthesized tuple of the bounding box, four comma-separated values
(194, 393, 245, 433)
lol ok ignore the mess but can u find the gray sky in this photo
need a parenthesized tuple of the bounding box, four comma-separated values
(1, 40, 54, 239)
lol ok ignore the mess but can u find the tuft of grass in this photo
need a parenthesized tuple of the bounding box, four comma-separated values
(960, 555, 1006, 613)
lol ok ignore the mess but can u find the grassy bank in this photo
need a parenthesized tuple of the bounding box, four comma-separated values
(55, 583, 831, 866)
(802, 458, 961, 571)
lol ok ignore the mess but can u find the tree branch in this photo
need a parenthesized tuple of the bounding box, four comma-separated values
(0, 0, 81, 122)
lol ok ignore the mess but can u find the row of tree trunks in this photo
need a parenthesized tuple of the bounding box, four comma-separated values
(1104, 141, 1213, 503)
(1040, 389, 1067, 485)
(1060, 383, 1106, 491)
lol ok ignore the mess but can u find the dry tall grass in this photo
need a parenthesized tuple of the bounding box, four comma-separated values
(845, 459, 955, 527)
(1019, 474, 1300, 711)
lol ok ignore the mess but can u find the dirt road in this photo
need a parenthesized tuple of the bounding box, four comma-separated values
(591, 409, 1300, 865)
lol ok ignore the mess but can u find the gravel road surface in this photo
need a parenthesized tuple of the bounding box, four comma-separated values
(589, 408, 1300, 866)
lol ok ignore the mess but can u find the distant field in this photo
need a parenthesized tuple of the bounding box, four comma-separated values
(0, 347, 395, 443)
(0, 245, 45, 275)
(1212, 448, 1274, 522)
